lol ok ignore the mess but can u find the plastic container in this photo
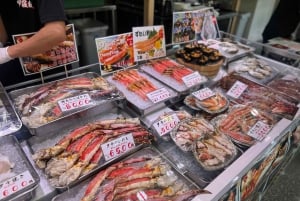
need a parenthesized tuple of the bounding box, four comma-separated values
(70, 18, 108, 66)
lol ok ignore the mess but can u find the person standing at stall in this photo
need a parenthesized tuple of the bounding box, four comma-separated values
(0, 0, 67, 87)
(262, 0, 300, 43)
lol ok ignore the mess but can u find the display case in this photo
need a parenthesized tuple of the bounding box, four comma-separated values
(3, 31, 300, 201)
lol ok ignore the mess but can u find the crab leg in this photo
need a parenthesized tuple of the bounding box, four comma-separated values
(58, 135, 109, 186)
(81, 166, 116, 201)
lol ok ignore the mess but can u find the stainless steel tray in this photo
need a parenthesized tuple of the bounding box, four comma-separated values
(227, 54, 280, 85)
(51, 146, 202, 201)
(27, 105, 150, 191)
(0, 135, 39, 201)
(9, 72, 124, 136)
(199, 39, 255, 63)
(140, 59, 206, 95)
(0, 83, 22, 137)
(106, 69, 178, 116)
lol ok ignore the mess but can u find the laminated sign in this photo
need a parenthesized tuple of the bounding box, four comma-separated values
(133, 25, 166, 62)
(172, 7, 220, 44)
(95, 32, 135, 75)
(13, 24, 79, 75)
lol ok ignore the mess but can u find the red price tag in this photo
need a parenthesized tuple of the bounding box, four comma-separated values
(58, 93, 92, 112)
(226, 81, 248, 99)
(248, 121, 271, 141)
(0, 171, 35, 199)
(182, 72, 203, 87)
(101, 133, 136, 161)
(147, 88, 171, 103)
(153, 114, 180, 136)
(192, 87, 215, 101)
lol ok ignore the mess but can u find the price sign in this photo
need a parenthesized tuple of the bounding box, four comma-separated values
(147, 88, 171, 103)
(248, 121, 271, 141)
(58, 93, 92, 112)
(182, 72, 203, 87)
(0, 170, 35, 199)
(153, 114, 180, 136)
(101, 133, 136, 161)
(226, 81, 248, 99)
(192, 87, 215, 101)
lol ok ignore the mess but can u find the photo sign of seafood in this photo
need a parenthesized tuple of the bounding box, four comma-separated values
(132, 25, 166, 62)
(13, 24, 79, 75)
(172, 8, 220, 44)
(95, 32, 135, 75)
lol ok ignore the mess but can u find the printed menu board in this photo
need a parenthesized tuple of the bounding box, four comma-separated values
(13, 24, 79, 75)
(172, 8, 220, 44)
(95, 32, 135, 75)
(132, 25, 166, 62)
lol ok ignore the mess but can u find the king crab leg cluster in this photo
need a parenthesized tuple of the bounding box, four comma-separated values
(32, 118, 153, 187)
(81, 155, 210, 201)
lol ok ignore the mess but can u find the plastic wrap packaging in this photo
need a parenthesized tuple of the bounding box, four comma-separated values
(0, 83, 22, 137)
(9, 73, 124, 135)
(0, 135, 39, 201)
(52, 146, 208, 201)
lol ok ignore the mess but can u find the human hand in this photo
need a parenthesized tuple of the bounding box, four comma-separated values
(0, 47, 13, 64)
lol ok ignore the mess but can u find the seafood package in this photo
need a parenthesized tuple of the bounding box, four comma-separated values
(267, 74, 300, 102)
(9, 73, 123, 134)
(170, 117, 215, 152)
(151, 110, 192, 141)
(212, 105, 278, 146)
(199, 38, 255, 62)
(0, 83, 22, 136)
(184, 88, 229, 114)
(175, 43, 224, 78)
(140, 57, 207, 94)
(106, 69, 177, 113)
(193, 131, 237, 171)
(216, 73, 299, 120)
(51, 146, 208, 201)
(0, 135, 39, 201)
(228, 56, 278, 83)
(30, 117, 153, 188)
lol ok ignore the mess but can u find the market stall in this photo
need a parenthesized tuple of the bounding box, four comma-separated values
(0, 7, 300, 201)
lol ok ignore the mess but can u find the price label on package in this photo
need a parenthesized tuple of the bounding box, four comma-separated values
(248, 121, 271, 141)
(147, 88, 171, 103)
(153, 114, 180, 136)
(101, 133, 136, 161)
(0, 170, 35, 199)
(192, 87, 215, 101)
(226, 81, 248, 99)
(58, 93, 92, 112)
(182, 72, 203, 87)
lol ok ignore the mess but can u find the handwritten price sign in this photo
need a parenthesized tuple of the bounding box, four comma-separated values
(0, 170, 35, 199)
(182, 72, 203, 87)
(248, 121, 271, 141)
(192, 87, 215, 101)
(226, 81, 248, 99)
(58, 93, 92, 112)
(101, 133, 135, 161)
(147, 88, 171, 103)
(153, 114, 180, 136)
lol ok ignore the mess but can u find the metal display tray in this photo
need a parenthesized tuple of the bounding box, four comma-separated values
(0, 135, 40, 201)
(199, 39, 255, 63)
(140, 61, 206, 95)
(227, 53, 289, 85)
(106, 70, 178, 116)
(51, 146, 200, 201)
(9, 72, 125, 136)
(26, 104, 145, 192)
(0, 82, 22, 137)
